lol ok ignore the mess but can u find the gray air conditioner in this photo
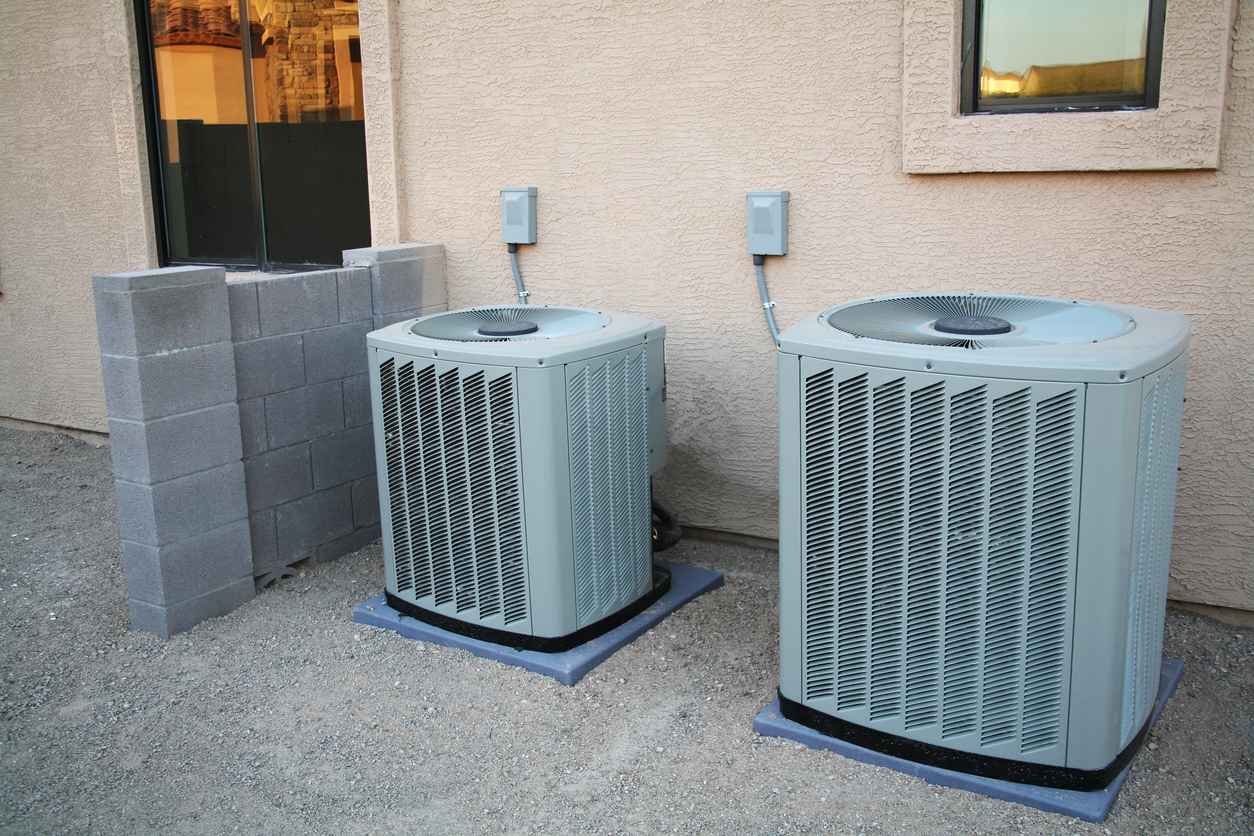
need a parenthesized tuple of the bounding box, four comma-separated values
(367, 305, 668, 651)
(775, 293, 1190, 789)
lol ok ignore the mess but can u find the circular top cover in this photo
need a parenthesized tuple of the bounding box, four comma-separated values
(933, 314, 1012, 336)
(478, 319, 539, 337)
(825, 294, 1133, 349)
(410, 305, 609, 342)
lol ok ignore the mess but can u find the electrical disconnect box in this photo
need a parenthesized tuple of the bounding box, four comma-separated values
(746, 191, 789, 256)
(501, 187, 538, 244)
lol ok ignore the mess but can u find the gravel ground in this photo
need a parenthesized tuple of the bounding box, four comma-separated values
(1, 425, 1251, 834)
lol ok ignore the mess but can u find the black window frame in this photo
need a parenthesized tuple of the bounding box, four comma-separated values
(132, 0, 354, 272)
(960, 0, 1168, 116)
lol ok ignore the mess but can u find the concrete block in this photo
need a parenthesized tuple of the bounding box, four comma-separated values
(127, 577, 254, 639)
(311, 425, 374, 489)
(304, 321, 370, 383)
(107, 403, 243, 484)
(371, 258, 426, 314)
(275, 485, 354, 562)
(114, 462, 247, 547)
(227, 281, 261, 341)
(121, 519, 252, 606)
(343, 242, 444, 265)
(265, 381, 344, 448)
(94, 265, 223, 293)
(234, 334, 305, 400)
(343, 243, 449, 315)
(337, 268, 372, 323)
(94, 281, 229, 357)
(351, 476, 380, 528)
(313, 523, 381, 563)
(369, 257, 447, 314)
(244, 443, 312, 511)
(373, 304, 447, 331)
(256, 271, 338, 336)
(249, 509, 277, 571)
(342, 374, 372, 427)
(100, 342, 237, 421)
(238, 397, 267, 457)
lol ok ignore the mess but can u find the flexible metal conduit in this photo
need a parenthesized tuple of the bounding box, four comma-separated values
(754, 254, 781, 346)
(508, 243, 529, 305)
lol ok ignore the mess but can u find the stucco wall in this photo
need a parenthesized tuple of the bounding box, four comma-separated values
(365, 0, 1253, 611)
(0, 0, 156, 433)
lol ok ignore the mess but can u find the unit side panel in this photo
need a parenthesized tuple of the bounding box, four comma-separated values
(1121, 352, 1189, 745)
(372, 349, 532, 634)
(794, 358, 1083, 767)
(1066, 379, 1142, 769)
(777, 352, 804, 700)
(516, 364, 577, 637)
(565, 345, 654, 630)
(370, 351, 400, 595)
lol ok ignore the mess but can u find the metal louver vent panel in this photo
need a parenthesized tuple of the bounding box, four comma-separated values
(869, 379, 906, 722)
(377, 353, 529, 628)
(799, 359, 1082, 765)
(1021, 389, 1080, 753)
(568, 347, 653, 629)
(904, 381, 944, 730)
(1121, 354, 1187, 745)
(802, 368, 837, 700)
(836, 374, 870, 711)
(942, 385, 988, 740)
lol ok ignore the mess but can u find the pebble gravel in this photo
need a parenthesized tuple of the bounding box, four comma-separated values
(1, 426, 1251, 834)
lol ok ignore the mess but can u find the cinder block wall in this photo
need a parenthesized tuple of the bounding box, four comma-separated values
(94, 244, 447, 637)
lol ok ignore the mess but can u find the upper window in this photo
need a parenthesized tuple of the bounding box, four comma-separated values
(137, 0, 371, 269)
(960, 0, 1167, 115)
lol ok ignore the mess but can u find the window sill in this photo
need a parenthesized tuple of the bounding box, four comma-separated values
(901, 0, 1238, 174)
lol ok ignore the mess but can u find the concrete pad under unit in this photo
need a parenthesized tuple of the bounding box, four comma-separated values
(752, 658, 1185, 823)
(352, 561, 725, 686)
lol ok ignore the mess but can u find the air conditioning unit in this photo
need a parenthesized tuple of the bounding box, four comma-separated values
(367, 305, 668, 651)
(775, 294, 1190, 789)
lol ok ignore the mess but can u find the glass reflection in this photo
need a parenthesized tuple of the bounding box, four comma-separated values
(149, 0, 257, 261)
(979, 0, 1150, 103)
(246, 0, 371, 265)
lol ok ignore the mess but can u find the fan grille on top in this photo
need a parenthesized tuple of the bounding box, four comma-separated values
(825, 295, 1133, 350)
(410, 306, 610, 342)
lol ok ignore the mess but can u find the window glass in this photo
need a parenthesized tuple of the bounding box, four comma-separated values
(246, 0, 371, 265)
(143, 0, 371, 267)
(971, 0, 1158, 112)
(148, 0, 258, 262)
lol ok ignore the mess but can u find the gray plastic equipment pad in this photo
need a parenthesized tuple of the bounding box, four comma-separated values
(752, 658, 1183, 823)
(352, 561, 723, 686)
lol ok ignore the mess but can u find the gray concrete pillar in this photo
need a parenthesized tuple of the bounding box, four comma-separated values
(94, 266, 254, 638)
(342, 242, 448, 329)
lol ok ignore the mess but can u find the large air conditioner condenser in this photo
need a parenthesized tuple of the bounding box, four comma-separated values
(775, 294, 1190, 789)
(367, 305, 668, 651)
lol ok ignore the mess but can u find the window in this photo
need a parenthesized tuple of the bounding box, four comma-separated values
(902, 0, 1233, 173)
(135, 0, 371, 269)
(960, 0, 1167, 114)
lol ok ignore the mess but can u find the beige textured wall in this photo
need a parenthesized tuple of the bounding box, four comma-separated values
(0, 0, 156, 433)
(367, 0, 1253, 610)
